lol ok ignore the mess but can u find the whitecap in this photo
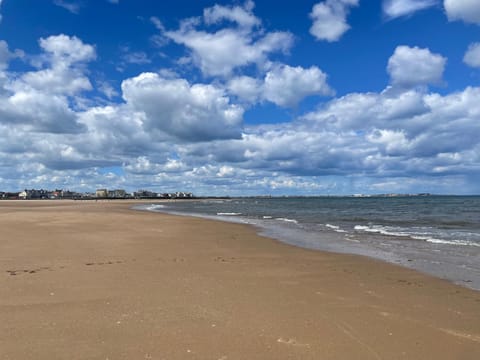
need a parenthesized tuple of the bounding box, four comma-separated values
(325, 223, 347, 233)
(423, 238, 480, 247)
(275, 218, 298, 224)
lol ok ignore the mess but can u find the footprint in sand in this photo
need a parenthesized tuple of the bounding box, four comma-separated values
(277, 337, 310, 347)
(6, 266, 52, 276)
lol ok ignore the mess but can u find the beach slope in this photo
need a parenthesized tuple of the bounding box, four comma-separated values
(1, 201, 479, 359)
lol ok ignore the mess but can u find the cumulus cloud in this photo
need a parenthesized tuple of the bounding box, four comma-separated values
(12, 35, 96, 96)
(0, 40, 24, 70)
(203, 0, 260, 29)
(263, 64, 334, 107)
(464, 42, 480, 67)
(228, 64, 334, 107)
(0, 35, 96, 134)
(444, 0, 480, 24)
(209, 85, 478, 189)
(77, 105, 153, 159)
(121, 72, 244, 141)
(227, 76, 262, 103)
(0, 16, 478, 195)
(162, 2, 293, 77)
(303, 89, 430, 132)
(309, 0, 359, 42)
(383, 0, 438, 19)
(2, 83, 480, 193)
(0, 91, 83, 133)
(39, 34, 96, 64)
(387, 45, 446, 87)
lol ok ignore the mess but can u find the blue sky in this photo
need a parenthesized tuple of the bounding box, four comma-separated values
(0, 0, 479, 195)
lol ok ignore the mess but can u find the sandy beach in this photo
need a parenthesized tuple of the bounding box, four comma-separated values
(1, 200, 479, 359)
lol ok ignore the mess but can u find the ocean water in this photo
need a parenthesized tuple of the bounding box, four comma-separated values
(135, 196, 480, 290)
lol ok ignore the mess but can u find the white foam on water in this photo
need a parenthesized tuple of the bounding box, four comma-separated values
(423, 238, 480, 247)
(355, 225, 411, 238)
(217, 212, 242, 216)
(354, 225, 480, 247)
(325, 223, 347, 233)
(144, 204, 166, 211)
(275, 218, 298, 224)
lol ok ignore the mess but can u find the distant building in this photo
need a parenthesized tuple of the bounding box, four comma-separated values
(1, 192, 20, 200)
(19, 189, 50, 199)
(174, 192, 193, 198)
(107, 189, 127, 198)
(96, 189, 108, 198)
(133, 190, 158, 199)
(60, 190, 77, 199)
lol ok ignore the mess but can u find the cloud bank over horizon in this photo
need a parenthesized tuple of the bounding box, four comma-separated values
(0, 0, 479, 195)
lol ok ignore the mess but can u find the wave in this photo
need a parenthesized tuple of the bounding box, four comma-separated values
(144, 204, 166, 211)
(325, 223, 347, 233)
(275, 217, 298, 224)
(354, 225, 410, 237)
(217, 212, 242, 216)
(354, 225, 480, 247)
(423, 238, 480, 247)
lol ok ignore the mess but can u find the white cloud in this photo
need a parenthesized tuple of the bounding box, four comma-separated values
(387, 45, 446, 87)
(166, 28, 293, 78)
(39, 34, 96, 64)
(263, 64, 334, 107)
(0, 30, 479, 195)
(19, 68, 92, 96)
(367, 129, 411, 155)
(0, 41, 13, 70)
(122, 51, 151, 65)
(228, 64, 333, 107)
(53, 0, 81, 14)
(0, 90, 83, 133)
(1, 82, 480, 194)
(97, 81, 119, 99)
(464, 42, 480, 67)
(0, 35, 95, 134)
(203, 0, 260, 29)
(309, 0, 359, 42)
(383, 0, 438, 19)
(0, 41, 24, 73)
(121, 72, 244, 141)
(78, 105, 153, 158)
(302, 89, 430, 133)
(227, 76, 262, 103)
(12, 35, 96, 96)
(163, 2, 293, 77)
(444, 0, 480, 24)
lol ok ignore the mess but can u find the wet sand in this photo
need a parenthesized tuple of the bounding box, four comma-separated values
(1, 200, 479, 359)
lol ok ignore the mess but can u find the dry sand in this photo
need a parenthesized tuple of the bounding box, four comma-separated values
(0, 200, 479, 359)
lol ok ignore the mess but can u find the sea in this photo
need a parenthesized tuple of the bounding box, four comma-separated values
(134, 196, 480, 291)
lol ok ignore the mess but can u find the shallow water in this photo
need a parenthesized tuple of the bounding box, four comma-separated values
(134, 196, 480, 290)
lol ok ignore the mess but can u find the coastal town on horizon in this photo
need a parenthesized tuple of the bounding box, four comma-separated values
(0, 187, 448, 200)
(0, 188, 195, 200)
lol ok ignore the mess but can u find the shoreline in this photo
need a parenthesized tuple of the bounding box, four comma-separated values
(134, 200, 480, 292)
(1, 200, 479, 359)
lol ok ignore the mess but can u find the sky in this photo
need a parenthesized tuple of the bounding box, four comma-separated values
(0, 0, 479, 196)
